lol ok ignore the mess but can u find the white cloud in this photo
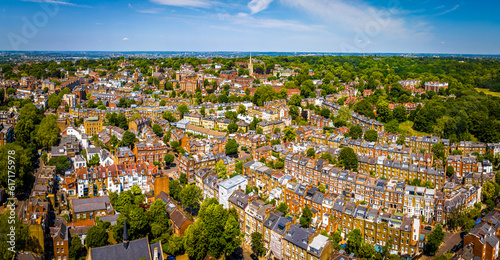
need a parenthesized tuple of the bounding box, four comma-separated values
(122, 37, 129, 41)
(248, 0, 273, 14)
(437, 5, 460, 16)
(22, 0, 90, 7)
(219, 12, 324, 32)
(150, 0, 211, 8)
(137, 8, 163, 14)
(279, 0, 431, 41)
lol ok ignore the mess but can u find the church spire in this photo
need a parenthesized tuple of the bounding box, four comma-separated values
(249, 52, 254, 77)
(123, 219, 129, 250)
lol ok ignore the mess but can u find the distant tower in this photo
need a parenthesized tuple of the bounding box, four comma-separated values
(123, 219, 129, 250)
(249, 53, 254, 77)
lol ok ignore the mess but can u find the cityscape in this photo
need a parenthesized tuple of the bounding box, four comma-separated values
(1, 1, 500, 260)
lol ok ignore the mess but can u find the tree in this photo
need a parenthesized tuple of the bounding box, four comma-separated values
(320, 108, 331, 118)
(353, 99, 376, 118)
(227, 122, 238, 133)
(170, 140, 180, 150)
(431, 143, 445, 160)
(0, 211, 34, 260)
(364, 129, 378, 142)
(338, 147, 358, 171)
(152, 124, 163, 137)
(179, 173, 188, 185)
(184, 219, 209, 260)
(446, 166, 455, 177)
(88, 153, 100, 167)
(346, 229, 362, 255)
(85, 224, 109, 248)
(69, 235, 85, 259)
(482, 181, 497, 201)
(47, 93, 62, 109)
(318, 148, 332, 159)
(163, 131, 171, 144)
(348, 125, 363, 139)
(306, 148, 315, 158)
(238, 104, 246, 114)
(169, 180, 182, 200)
(318, 184, 326, 193)
(180, 185, 203, 214)
(251, 232, 266, 257)
(223, 215, 242, 256)
(256, 127, 263, 134)
(202, 203, 228, 258)
(289, 94, 302, 106)
(396, 134, 405, 145)
(122, 131, 137, 147)
(165, 236, 185, 256)
(277, 202, 288, 214)
(425, 224, 445, 255)
(359, 242, 377, 259)
(225, 139, 239, 155)
(163, 111, 177, 122)
(215, 161, 227, 179)
(178, 104, 189, 117)
(164, 154, 174, 167)
(15, 102, 41, 145)
(299, 205, 313, 227)
(386, 119, 400, 134)
(338, 106, 352, 122)
(377, 99, 392, 123)
(36, 114, 59, 148)
(393, 105, 408, 122)
(0, 144, 34, 194)
(283, 127, 297, 142)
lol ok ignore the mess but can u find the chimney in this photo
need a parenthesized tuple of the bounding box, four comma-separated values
(123, 219, 129, 250)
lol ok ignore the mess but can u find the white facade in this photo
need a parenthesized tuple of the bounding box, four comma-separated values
(403, 186, 435, 222)
(218, 175, 247, 209)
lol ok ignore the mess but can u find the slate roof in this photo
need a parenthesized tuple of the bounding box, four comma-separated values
(90, 237, 163, 260)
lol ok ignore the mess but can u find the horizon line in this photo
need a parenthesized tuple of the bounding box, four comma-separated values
(1, 50, 500, 56)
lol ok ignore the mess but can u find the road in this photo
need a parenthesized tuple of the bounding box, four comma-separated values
(437, 231, 462, 255)
(419, 231, 462, 260)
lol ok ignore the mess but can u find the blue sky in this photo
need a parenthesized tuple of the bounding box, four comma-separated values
(1, 0, 499, 53)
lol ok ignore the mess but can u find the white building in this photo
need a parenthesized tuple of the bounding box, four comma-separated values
(73, 154, 87, 170)
(403, 185, 435, 222)
(218, 175, 248, 209)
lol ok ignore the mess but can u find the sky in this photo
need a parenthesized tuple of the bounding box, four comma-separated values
(0, 0, 499, 54)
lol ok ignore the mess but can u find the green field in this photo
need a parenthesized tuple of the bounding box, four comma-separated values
(475, 88, 500, 97)
(398, 121, 429, 137)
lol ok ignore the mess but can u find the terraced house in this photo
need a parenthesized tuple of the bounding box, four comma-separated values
(357, 155, 446, 189)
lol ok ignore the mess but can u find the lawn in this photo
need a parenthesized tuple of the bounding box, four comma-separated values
(107, 230, 117, 244)
(398, 121, 429, 137)
(475, 88, 500, 97)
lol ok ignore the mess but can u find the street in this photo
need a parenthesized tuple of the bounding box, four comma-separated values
(419, 231, 462, 260)
(436, 231, 462, 255)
